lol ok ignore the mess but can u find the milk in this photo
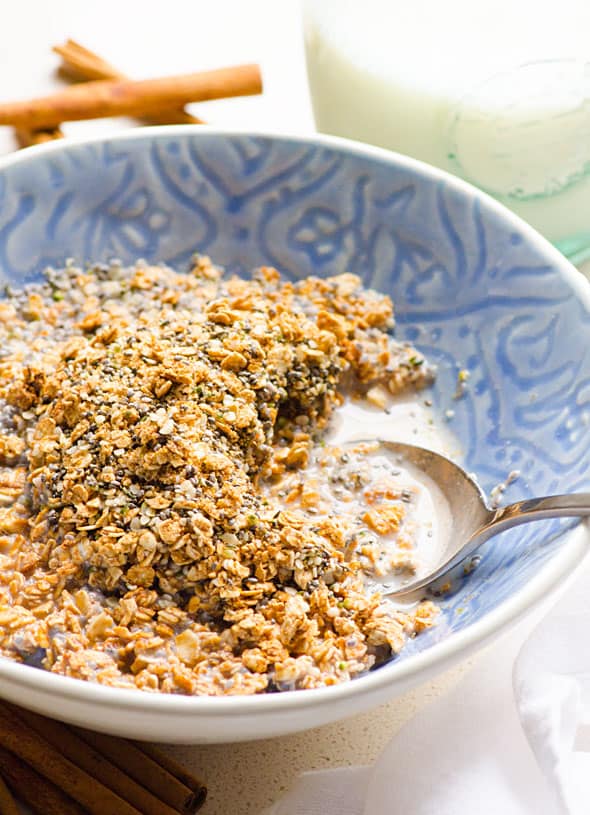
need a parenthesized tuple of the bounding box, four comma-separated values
(325, 395, 458, 599)
(304, 0, 590, 255)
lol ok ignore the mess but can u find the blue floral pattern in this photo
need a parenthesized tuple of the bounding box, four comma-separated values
(1, 130, 589, 661)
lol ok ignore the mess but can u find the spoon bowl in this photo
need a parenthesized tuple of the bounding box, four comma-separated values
(377, 441, 590, 597)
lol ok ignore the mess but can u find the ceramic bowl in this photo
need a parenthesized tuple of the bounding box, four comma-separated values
(0, 127, 589, 743)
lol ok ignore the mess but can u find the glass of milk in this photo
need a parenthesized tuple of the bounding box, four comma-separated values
(303, 0, 590, 263)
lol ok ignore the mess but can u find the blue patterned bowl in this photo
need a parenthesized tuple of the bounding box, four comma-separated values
(0, 127, 589, 743)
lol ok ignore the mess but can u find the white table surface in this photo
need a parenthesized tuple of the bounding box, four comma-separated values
(0, 3, 477, 812)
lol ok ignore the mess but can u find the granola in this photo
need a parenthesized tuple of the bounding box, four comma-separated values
(0, 257, 437, 694)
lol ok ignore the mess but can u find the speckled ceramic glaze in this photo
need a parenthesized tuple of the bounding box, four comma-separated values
(0, 127, 589, 743)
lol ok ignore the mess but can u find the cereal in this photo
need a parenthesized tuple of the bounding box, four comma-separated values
(0, 256, 437, 694)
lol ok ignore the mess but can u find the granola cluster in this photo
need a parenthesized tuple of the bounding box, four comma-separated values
(0, 257, 436, 694)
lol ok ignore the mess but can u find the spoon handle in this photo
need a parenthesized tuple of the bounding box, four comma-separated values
(483, 493, 590, 540)
(383, 493, 590, 598)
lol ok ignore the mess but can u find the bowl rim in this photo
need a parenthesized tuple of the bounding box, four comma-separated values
(0, 124, 589, 714)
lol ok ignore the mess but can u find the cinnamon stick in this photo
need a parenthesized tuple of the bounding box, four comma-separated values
(0, 771, 19, 815)
(0, 746, 86, 815)
(54, 38, 135, 82)
(53, 39, 204, 125)
(7, 704, 182, 815)
(15, 126, 64, 148)
(0, 64, 262, 129)
(0, 706, 143, 815)
(73, 725, 203, 814)
(135, 742, 207, 807)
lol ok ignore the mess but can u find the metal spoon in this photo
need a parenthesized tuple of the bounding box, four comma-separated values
(375, 440, 590, 598)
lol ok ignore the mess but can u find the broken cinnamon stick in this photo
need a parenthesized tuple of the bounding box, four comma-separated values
(0, 64, 262, 129)
(16, 39, 204, 149)
(53, 39, 204, 125)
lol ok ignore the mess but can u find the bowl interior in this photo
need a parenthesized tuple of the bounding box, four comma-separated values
(1, 128, 590, 662)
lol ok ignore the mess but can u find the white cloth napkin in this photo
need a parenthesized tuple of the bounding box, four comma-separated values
(266, 556, 590, 815)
